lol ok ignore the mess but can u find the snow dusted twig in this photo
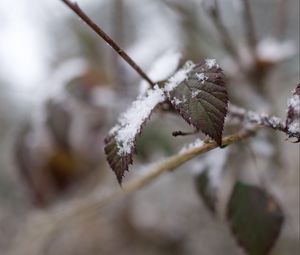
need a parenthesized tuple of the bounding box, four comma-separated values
(228, 103, 300, 141)
(60, 0, 155, 87)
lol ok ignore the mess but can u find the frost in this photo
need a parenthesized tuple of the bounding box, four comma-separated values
(196, 73, 208, 83)
(111, 85, 166, 155)
(205, 58, 219, 69)
(139, 50, 181, 95)
(164, 61, 195, 93)
(256, 38, 296, 63)
(179, 138, 204, 154)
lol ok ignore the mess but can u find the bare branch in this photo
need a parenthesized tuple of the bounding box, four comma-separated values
(275, 0, 289, 41)
(60, 0, 155, 87)
(205, 0, 240, 61)
(241, 0, 257, 55)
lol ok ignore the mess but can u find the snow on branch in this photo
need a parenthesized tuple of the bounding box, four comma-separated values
(228, 95, 300, 142)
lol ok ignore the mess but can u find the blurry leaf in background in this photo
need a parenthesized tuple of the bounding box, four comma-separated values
(46, 100, 72, 150)
(227, 181, 284, 255)
(194, 169, 217, 214)
(168, 59, 228, 145)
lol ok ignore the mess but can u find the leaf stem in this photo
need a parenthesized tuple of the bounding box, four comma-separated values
(60, 0, 155, 87)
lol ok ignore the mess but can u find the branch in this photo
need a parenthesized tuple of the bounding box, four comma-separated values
(241, 0, 257, 55)
(228, 104, 300, 141)
(45, 127, 258, 227)
(205, 0, 240, 61)
(275, 0, 289, 41)
(60, 0, 155, 87)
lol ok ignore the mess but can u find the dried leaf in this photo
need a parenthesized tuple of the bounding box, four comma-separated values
(167, 59, 228, 145)
(227, 181, 284, 255)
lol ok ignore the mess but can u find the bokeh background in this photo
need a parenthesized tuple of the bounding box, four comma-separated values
(0, 0, 299, 254)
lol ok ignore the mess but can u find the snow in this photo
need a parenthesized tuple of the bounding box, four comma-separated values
(111, 85, 166, 155)
(205, 58, 219, 69)
(269, 116, 282, 128)
(288, 94, 300, 115)
(139, 50, 181, 95)
(256, 37, 296, 63)
(172, 97, 182, 105)
(192, 91, 200, 98)
(164, 61, 195, 92)
(179, 138, 204, 154)
(190, 147, 229, 188)
(196, 73, 208, 83)
(288, 121, 300, 134)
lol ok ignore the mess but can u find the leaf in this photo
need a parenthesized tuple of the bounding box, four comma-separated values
(104, 86, 166, 183)
(285, 83, 300, 142)
(227, 181, 284, 255)
(167, 59, 228, 145)
(46, 100, 72, 150)
(194, 169, 217, 213)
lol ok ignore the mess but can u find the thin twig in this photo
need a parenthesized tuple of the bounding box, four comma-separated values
(275, 0, 289, 41)
(241, 0, 257, 56)
(206, 0, 240, 61)
(61, 0, 155, 87)
(228, 104, 286, 133)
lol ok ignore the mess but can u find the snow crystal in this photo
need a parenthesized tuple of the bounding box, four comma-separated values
(256, 37, 296, 63)
(288, 94, 300, 115)
(192, 91, 200, 98)
(288, 121, 300, 133)
(269, 116, 282, 128)
(179, 138, 204, 154)
(172, 97, 182, 105)
(111, 85, 166, 155)
(247, 111, 263, 124)
(164, 61, 195, 93)
(139, 50, 181, 95)
(205, 58, 219, 69)
(196, 73, 207, 83)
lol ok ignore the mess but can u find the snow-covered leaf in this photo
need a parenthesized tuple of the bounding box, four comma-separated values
(227, 182, 284, 255)
(285, 83, 300, 142)
(166, 59, 228, 145)
(104, 86, 166, 183)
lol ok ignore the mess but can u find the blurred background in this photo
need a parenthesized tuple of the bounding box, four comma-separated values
(0, 0, 299, 254)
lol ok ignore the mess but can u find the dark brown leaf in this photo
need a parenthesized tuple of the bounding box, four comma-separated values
(167, 59, 228, 145)
(227, 181, 284, 255)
